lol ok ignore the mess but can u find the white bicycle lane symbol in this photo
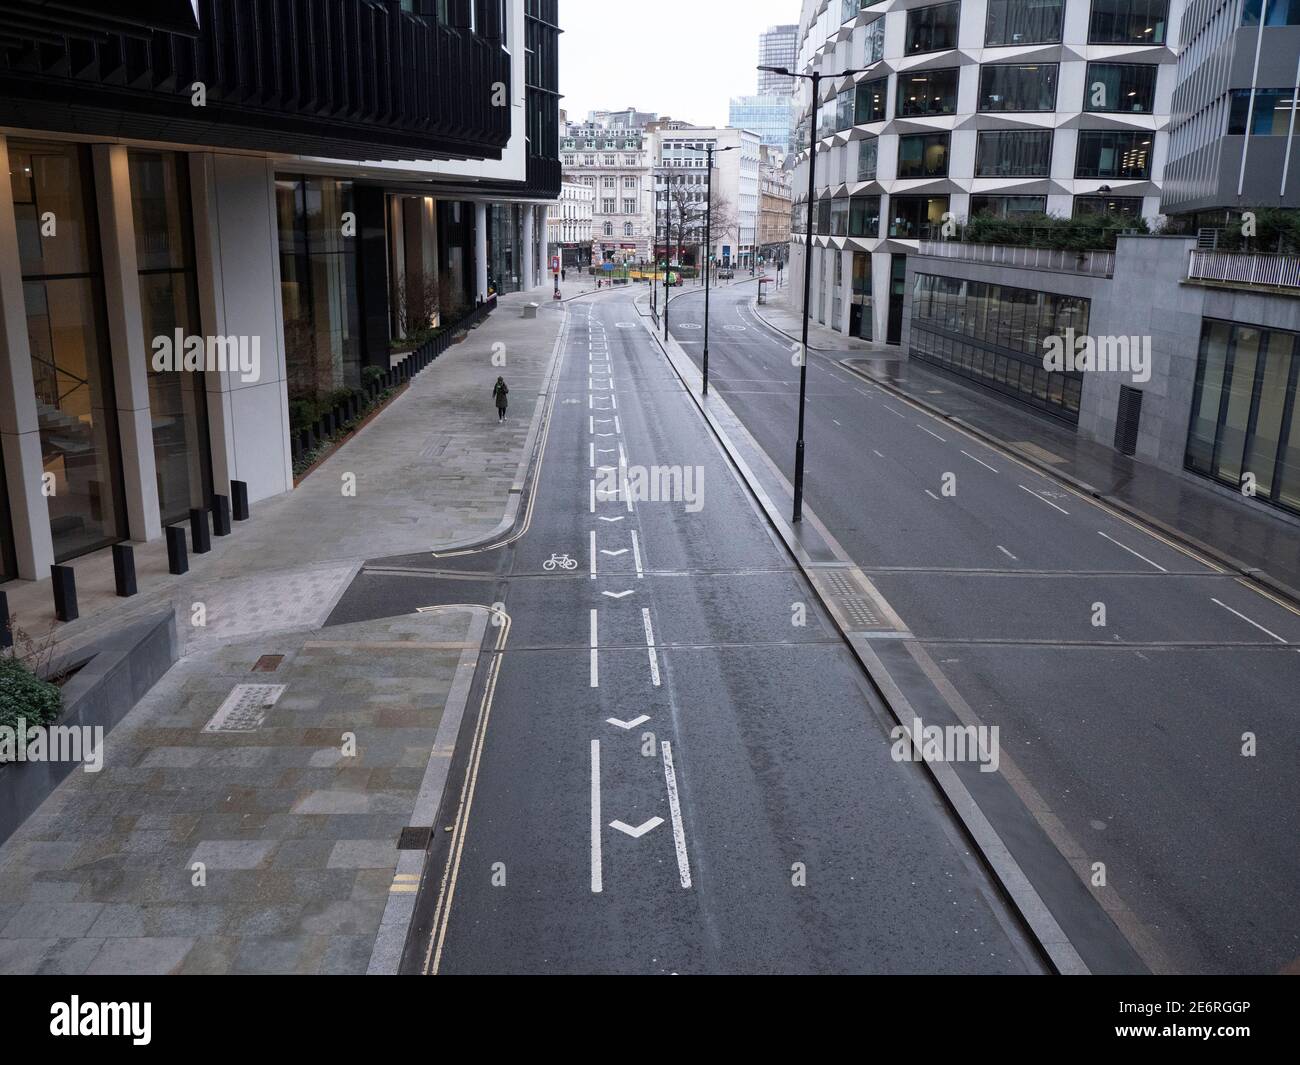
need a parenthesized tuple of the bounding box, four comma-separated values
(542, 553, 579, 571)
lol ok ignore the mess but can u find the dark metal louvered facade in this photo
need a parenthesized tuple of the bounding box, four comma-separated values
(0, 0, 513, 162)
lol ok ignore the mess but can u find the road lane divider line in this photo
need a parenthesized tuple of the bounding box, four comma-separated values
(590, 609, 599, 686)
(662, 741, 692, 889)
(591, 740, 603, 893)
(961, 450, 999, 473)
(1098, 531, 1167, 573)
(1019, 484, 1070, 515)
(998, 545, 1018, 562)
(1210, 598, 1288, 643)
(590, 530, 597, 579)
(916, 424, 947, 443)
(631, 530, 644, 579)
(642, 608, 662, 687)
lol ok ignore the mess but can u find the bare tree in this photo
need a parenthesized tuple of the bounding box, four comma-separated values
(664, 177, 736, 268)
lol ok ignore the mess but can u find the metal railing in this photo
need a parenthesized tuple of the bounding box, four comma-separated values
(918, 240, 1116, 278)
(1187, 250, 1300, 290)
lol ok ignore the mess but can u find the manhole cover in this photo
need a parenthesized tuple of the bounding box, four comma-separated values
(203, 683, 286, 733)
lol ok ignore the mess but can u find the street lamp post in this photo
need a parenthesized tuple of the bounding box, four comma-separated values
(701, 143, 737, 397)
(760, 62, 872, 523)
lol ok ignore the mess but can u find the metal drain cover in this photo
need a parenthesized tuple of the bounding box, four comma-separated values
(203, 683, 286, 733)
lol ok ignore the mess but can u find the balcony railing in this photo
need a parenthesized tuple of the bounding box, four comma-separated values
(918, 240, 1116, 278)
(1187, 250, 1300, 291)
(0, 0, 511, 161)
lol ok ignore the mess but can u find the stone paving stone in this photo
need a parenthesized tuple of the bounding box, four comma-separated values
(0, 611, 479, 973)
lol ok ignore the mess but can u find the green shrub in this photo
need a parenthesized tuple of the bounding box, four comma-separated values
(0, 656, 62, 745)
(962, 210, 1145, 251)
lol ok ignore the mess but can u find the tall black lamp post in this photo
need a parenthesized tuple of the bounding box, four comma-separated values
(760, 62, 872, 523)
(701, 143, 737, 397)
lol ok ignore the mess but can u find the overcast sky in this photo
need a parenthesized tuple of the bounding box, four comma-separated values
(558, 0, 799, 129)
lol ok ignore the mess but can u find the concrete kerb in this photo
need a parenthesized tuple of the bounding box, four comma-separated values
(366, 605, 489, 975)
(632, 288, 1089, 976)
(748, 297, 1300, 609)
(422, 302, 570, 557)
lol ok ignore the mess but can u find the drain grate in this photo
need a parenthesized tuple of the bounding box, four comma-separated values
(821, 573, 884, 629)
(398, 827, 433, 851)
(203, 683, 286, 734)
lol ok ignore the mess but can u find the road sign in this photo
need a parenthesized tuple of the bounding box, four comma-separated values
(551, 255, 560, 272)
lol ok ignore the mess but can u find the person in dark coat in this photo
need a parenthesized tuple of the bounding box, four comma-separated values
(493, 377, 509, 422)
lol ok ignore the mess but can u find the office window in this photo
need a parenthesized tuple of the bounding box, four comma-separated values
(1075, 130, 1153, 177)
(970, 195, 1047, 219)
(13, 139, 127, 561)
(906, 2, 961, 54)
(857, 138, 879, 181)
(1073, 195, 1145, 220)
(623, 198, 636, 213)
(830, 197, 850, 236)
(1090, 0, 1169, 44)
(979, 64, 1059, 111)
(975, 130, 1053, 176)
(1228, 89, 1299, 135)
(856, 77, 888, 123)
(849, 195, 881, 238)
(1085, 62, 1157, 113)
(897, 68, 959, 117)
(1186, 320, 1300, 516)
(816, 197, 833, 235)
(624, 176, 637, 187)
(602, 198, 615, 212)
(985, 0, 1063, 45)
(838, 90, 856, 131)
(889, 195, 949, 238)
(1243, 0, 1300, 22)
(898, 133, 950, 178)
(128, 150, 213, 527)
(865, 15, 886, 61)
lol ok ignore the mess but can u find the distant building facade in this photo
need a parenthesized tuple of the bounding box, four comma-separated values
(561, 110, 655, 263)
(758, 24, 799, 92)
(548, 181, 594, 267)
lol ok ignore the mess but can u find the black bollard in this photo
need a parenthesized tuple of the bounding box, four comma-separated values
(0, 590, 11, 649)
(190, 507, 211, 554)
(112, 543, 137, 597)
(231, 480, 250, 521)
(212, 494, 232, 537)
(51, 564, 78, 622)
(166, 525, 188, 574)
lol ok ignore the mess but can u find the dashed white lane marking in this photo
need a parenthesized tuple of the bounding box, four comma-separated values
(588, 416, 593, 433)
(883, 405, 906, 418)
(589, 480, 595, 513)
(1210, 598, 1287, 643)
(1019, 484, 1070, 515)
(1098, 530, 1168, 573)
(832, 418, 841, 427)
(661, 741, 692, 889)
(589, 530, 596, 579)
(962, 449, 999, 473)
(998, 545, 1018, 561)
(631, 530, 644, 579)
(590, 739, 602, 893)
(854, 388, 871, 398)
(925, 489, 940, 500)
(916, 424, 947, 443)
(589, 609, 599, 688)
(589, 442, 594, 467)
(642, 608, 661, 687)
(615, 416, 622, 433)
(872, 449, 884, 458)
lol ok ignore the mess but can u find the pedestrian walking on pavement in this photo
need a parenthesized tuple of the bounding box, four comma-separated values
(493, 376, 509, 422)
(561, 267, 566, 282)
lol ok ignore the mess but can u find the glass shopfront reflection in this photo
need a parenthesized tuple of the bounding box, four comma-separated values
(11, 139, 127, 561)
(129, 150, 212, 526)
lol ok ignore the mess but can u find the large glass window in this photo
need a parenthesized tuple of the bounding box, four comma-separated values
(889, 195, 950, 238)
(1186, 321, 1300, 516)
(12, 140, 127, 561)
(1090, 0, 1169, 44)
(1085, 62, 1157, 113)
(1075, 130, 1154, 178)
(975, 130, 1053, 176)
(970, 195, 1048, 219)
(896, 68, 959, 117)
(911, 272, 1088, 423)
(898, 133, 950, 178)
(851, 252, 873, 341)
(277, 176, 362, 410)
(1073, 195, 1145, 220)
(837, 90, 856, 131)
(906, 2, 961, 54)
(1242, 0, 1300, 23)
(985, 0, 1063, 45)
(849, 195, 881, 238)
(857, 138, 879, 181)
(830, 197, 850, 236)
(128, 151, 213, 527)
(1228, 89, 1299, 135)
(979, 64, 1059, 111)
(865, 15, 886, 61)
(856, 77, 888, 124)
